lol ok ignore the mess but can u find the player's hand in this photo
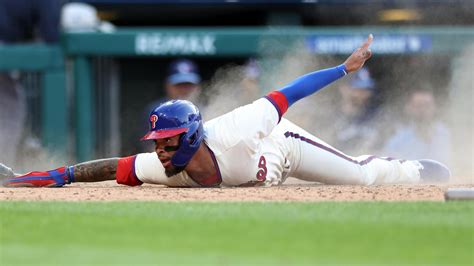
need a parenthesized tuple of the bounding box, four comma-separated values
(343, 34, 373, 73)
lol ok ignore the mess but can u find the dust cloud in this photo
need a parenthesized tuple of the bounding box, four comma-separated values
(447, 45, 474, 179)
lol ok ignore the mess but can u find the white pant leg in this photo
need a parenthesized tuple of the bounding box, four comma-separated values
(280, 120, 421, 185)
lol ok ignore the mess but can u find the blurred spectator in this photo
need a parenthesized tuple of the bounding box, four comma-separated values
(145, 59, 202, 115)
(0, 0, 61, 167)
(0, 0, 61, 44)
(329, 67, 382, 155)
(383, 90, 451, 165)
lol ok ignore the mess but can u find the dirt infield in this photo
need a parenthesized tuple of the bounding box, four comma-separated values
(1, 178, 472, 202)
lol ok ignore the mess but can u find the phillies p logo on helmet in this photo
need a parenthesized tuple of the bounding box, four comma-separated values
(149, 114, 158, 129)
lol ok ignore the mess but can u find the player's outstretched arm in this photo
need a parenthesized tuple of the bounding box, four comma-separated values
(214, 35, 374, 143)
(2, 156, 142, 187)
(275, 34, 373, 107)
(72, 158, 119, 182)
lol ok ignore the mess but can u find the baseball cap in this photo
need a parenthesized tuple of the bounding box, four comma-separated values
(167, 59, 201, 85)
(348, 67, 375, 90)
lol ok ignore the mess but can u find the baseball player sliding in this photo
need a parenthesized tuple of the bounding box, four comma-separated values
(1, 35, 450, 188)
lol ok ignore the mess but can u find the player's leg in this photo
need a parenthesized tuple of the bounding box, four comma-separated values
(280, 120, 422, 185)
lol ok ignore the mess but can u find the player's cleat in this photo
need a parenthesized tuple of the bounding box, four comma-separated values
(418, 159, 450, 183)
(2, 166, 74, 188)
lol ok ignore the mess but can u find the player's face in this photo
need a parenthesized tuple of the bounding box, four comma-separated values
(154, 135, 181, 170)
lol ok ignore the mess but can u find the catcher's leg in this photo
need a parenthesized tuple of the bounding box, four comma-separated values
(281, 121, 421, 185)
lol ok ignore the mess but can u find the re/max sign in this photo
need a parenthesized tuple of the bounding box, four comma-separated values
(135, 33, 217, 55)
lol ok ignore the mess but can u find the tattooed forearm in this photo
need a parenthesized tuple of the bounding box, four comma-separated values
(73, 158, 119, 182)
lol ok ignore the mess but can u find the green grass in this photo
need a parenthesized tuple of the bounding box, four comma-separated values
(1, 202, 473, 265)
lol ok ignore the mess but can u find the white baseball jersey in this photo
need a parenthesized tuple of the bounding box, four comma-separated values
(134, 97, 422, 187)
